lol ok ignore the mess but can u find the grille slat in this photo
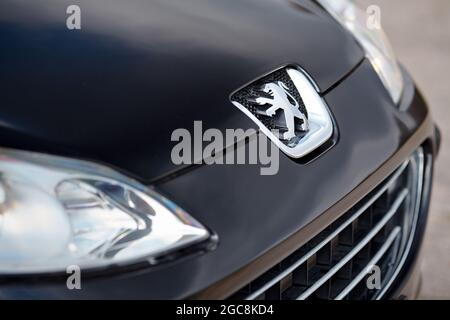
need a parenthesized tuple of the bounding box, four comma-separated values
(335, 226, 401, 300)
(230, 148, 425, 300)
(297, 189, 407, 300)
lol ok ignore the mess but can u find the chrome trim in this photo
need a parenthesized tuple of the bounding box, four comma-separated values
(335, 226, 401, 300)
(244, 160, 409, 300)
(231, 67, 333, 159)
(296, 189, 409, 300)
(375, 148, 425, 299)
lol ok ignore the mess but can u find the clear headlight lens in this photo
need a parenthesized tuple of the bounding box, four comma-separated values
(0, 148, 212, 274)
(317, 0, 404, 104)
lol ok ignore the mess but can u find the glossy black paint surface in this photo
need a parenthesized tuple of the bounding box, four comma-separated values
(0, 0, 364, 181)
(0, 59, 433, 299)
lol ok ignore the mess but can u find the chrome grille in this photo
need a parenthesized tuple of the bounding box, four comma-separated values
(230, 148, 425, 300)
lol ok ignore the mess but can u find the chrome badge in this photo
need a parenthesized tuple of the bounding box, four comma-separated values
(230, 66, 334, 158)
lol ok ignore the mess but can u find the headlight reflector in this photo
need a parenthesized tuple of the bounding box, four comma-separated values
(0, 149, 213, 274)
(317, 0, 404, 104)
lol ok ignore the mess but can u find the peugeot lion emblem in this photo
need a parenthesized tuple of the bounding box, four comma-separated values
(230, 66, 334, 158)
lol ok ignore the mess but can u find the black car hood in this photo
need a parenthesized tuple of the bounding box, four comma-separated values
(0, 0, 363, 181)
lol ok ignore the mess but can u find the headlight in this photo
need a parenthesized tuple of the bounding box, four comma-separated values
(316, 0, 404, 104)
(0, 148, 214, 274)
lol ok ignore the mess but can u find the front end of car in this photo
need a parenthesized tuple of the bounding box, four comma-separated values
(0, 0, 440, 300)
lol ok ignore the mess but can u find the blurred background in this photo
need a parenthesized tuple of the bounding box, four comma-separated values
(357, 0, 450, 299)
